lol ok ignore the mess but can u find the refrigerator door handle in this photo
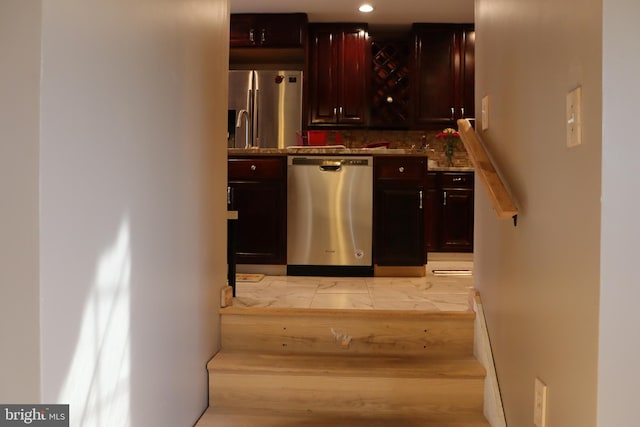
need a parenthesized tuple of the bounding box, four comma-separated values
(254, 88, 260, 147)
(245, 89, 251, 113)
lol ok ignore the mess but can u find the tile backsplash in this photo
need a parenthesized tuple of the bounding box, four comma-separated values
(327, 129, 472, 168)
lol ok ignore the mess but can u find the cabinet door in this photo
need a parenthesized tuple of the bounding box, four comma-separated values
(441, 188, 474, 251)
(308, 26, 339, 124)
(259, 14, 307, 48)
(337, 26, 368, 124)
(425, 172, 440, 253)
(230, 15, 257, 47)
(229, 181, 286, 264)
(412, 25, 458, 127)
(230, 14, 306, 48)
(375, 186, 425, 266)
(460, 26, 475, 120)
(308, 24, 368, 126)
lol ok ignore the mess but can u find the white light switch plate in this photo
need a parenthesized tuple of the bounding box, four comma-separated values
(481, 96, 490, 131)
(534, 377, 548, 427)
(566, 87, 582, 147)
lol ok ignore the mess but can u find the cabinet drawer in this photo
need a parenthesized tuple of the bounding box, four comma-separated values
(229, 157, 285, 181)
(375, 157, 426, 182)
(441, 172, 474, 188)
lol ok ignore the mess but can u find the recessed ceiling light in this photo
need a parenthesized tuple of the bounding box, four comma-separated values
(359, 4, 374, 13)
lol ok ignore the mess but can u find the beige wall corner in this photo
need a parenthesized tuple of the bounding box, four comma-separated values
(0, 0, 42, 403)
(474, 0, 602, 425)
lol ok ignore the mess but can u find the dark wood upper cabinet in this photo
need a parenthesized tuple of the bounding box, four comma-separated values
(307, 23, 369, 126)
(411, 24, 475, 128)
(460, 26, 475, 121)
(230, 14, 307, 48)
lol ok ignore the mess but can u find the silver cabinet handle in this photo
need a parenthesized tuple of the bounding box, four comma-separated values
(451, 107, 455, 120)
(249, 29, 255, 43)
(398, 166, 405, 173)
(453, 177, 463, 182)
(250, 164, 256, 171)
(419, 190, 423, 209)
(227, 186, 231, 205)
(333, 107, 337, 118)
(443, 191, 447, 206)
(461, 107, 465, 118)
(260, 29, 266, 44)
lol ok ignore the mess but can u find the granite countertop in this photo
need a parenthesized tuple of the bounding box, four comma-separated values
(228, 147, 475, 172)
(228, 147, 424, 156)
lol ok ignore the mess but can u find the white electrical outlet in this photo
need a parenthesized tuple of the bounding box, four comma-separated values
(534, 377, 548, 427)
(481, 95, 490, 131)
(566, 86, 582, 147)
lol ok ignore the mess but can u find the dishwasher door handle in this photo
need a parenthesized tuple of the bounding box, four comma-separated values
(319, 164, 342, 172)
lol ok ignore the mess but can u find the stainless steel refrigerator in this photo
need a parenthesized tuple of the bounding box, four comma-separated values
(228, 70, 303, 149)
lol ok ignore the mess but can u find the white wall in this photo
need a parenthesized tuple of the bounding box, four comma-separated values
(0, 1, 42, 403)
(17, 0, 229, 425)
(598, 0, 640, 424)
(474, 0, 602, 425)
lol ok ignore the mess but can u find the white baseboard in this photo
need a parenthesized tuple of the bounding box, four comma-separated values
(236, 264, 287, 276)
(428, 252, 474, 262)
(473, 292, 507, 427)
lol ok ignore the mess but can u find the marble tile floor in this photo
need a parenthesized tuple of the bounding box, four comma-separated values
(233, 259, 474, 312)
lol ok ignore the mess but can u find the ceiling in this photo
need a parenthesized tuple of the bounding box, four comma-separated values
(229, 0, 475, 30)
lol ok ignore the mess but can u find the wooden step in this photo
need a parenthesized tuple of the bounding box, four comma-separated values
(208, 351, 486, 417)
(195, 407, 492, 427)
(220, 307, 475, 357)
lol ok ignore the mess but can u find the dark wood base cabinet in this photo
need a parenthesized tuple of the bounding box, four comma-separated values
(374, 157, 427, 266)
(228, 156, 287, 264)
(426, 171, 474, 253)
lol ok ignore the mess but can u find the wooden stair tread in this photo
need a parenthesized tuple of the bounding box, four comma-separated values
(220, 306, 476, 319)
(196, 408, 491, 427)
(209, 351, 486, 379)
(210, 303, 493, 424)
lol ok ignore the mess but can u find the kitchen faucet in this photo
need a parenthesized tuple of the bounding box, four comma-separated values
(236, 109, 250, 148)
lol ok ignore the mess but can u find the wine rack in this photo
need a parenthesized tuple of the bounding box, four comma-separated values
(371, 40, 411, 127)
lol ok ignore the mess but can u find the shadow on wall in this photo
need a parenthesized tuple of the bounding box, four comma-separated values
(57, 217, 132, 425)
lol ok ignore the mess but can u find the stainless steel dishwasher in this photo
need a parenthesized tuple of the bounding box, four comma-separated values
(287, 155, 373, 276)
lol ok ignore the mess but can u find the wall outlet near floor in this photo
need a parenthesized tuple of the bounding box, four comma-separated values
(534, 377, 548, 427)
(566, 86, 582, 147)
